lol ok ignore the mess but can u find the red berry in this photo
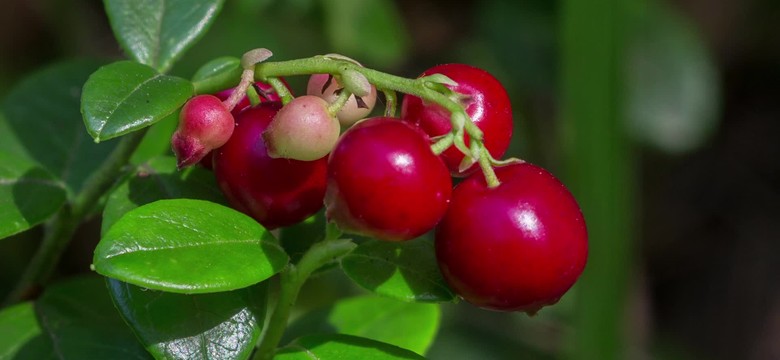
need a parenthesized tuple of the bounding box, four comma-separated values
(401, 64, 513, 176)
(172, 94, 234, 169)
(435, 163, 588, 313)
(325, 117, 452, 241)
(213, 102, 328, 230)
(263, 95, 340, 161)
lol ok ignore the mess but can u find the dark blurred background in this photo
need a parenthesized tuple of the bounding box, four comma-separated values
(0, 0, 777, 359)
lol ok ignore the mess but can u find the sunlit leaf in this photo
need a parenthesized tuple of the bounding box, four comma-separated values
(286, 295, 440, 355)
(81, 61, 193, 142)
(341, 237, 455, 302)
(94, 199, 287, 294)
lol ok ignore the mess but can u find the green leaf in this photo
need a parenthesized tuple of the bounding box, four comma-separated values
(104, 0, 226, 73)
(322, 0, 409, 68)
(278, 210, 326, 264)
(35, 275, 151, 359)
(94, 199, 288, 294)
(101, 156, 226, 235)
(81, 61, 193, 142)
(0, 302, 55, 359)
(107, 278, 267, 360)
(0, 152, 67, 239)
(286, 295, 440, 355)
(626, 0, 720, 154)
(276, 334, 425, 360)
(130, 111, 178, 164)
(0, 60, 118, 195)
(191, 56, 242, 95)
(341, 237, 455, 302)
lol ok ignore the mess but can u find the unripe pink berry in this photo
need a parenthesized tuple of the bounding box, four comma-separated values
(263, 95, 340, 161)
(171, 94, 234, 169)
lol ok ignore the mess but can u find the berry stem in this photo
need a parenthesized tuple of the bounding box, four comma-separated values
(254, 57, 484, 153)
(254, 238, 356, 360)
(431, 133, 454, 155)
(478, 146, 501, 188)
(267, 77, 293, 105)
(380, 88, 397, 117)
(327, 88, 352, 116)
(246, 85, 262, 107)
(224, 69, 255, 111)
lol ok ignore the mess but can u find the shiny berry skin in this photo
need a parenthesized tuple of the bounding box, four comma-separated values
(171, 94, 234, 169)
(263, 95, 340, 161)
(435, 163, 588, 313)
(325, 117, 452, 241)
(401, 63, 513, 176)
(213, 102, 328, 230)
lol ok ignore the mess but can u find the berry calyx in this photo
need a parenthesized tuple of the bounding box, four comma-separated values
(325, 117, 452, 241)
(401, 63, 513, 176)
(263, 95, 340, 161)
(213, 102, 328, 230)
(435, 162, 588, 313)
(171, 94, 235, 169)
(307, 73, 377, 126)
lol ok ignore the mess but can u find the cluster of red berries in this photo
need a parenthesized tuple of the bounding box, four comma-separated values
(172, 62, 588, 314)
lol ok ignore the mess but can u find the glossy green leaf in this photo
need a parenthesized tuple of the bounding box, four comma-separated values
(104, 0, 225, 73)
(322, 0, 409, 68)
(286, 295, 440, 355)
(0, 60, 118, 195)
(276, 334, 425, 360)
(107, 279, 267, 360)
(341, 237, 455, 302)
(35, 276, 150, 359)
(101, 156, 226, 235)
(191, 57, 242, 95)
(94, 199, 287, 294)
(0, 302, 55, 359)
(130, 111, 178, 165)
(0, 152, 67, 239)
(626, 0, 720, 154)
(81, 61, 193, 142)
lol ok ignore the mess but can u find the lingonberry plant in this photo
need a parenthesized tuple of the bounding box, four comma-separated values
(0, 2, 587, 360)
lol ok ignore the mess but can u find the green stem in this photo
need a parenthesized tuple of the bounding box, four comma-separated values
(477, 147, 500, 188)
(254, 58, 483, 141)
(246, 85, 262, 107)
(267, 77, 293, 105)
(380, 88, 397, 117)
(430, 134, 454, 155)
(3, 130, 147, 306)
(327, 89, 352, 116)
(254, 238, 356, 360)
